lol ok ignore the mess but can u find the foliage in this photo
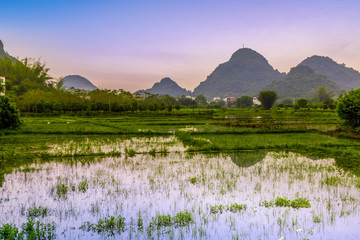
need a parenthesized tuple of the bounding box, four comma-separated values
(0, 57, 51, 96)
(78, 180, 88, 193)
(297, 98, 308, 108)
(337, 89, 360, 127)
(258, 90, 278, 110)
(79, 215, 126, 236)
(26, 206, 48, 218)
(0, 218, 56, 240)
(173, 211, 194, 226)
(236, 95, 253, 108)
(300, 55, 360, 91)
(261, 197, 311, 208)
(195, 94, 207, 105)
(0, 224, 19, 240)
(0, 96, 21, 130)
(210, 203, 247, 213)
(265, 66, 339, 99)
(314, 86, 334, 103)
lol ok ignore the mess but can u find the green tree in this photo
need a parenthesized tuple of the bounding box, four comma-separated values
(0, 96, 21, 130)
(297, 98, 308, 108)
(258, 91, 278, 110)
(0, 57, 51, 96)
(337, 89, 360, 127)
(195, 95, 207, 105)
(236, 96, 253, 108)
(314, 86, 334, 103)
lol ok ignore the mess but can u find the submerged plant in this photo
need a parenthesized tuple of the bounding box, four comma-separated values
(261, 197, 311, 208)
(55, 183, 68, 199)
(26, 206, 49, 218)
(228, 203, 247, 213)
(80, 215, 126, 236)
(0, 224, 19, 240)
(173, 211, 194, 227)
(189, 177, 197, 184)
(125, 148, 136, 157)
(78, 180, 88, 193)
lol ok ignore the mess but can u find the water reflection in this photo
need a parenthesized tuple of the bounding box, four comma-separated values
(0, 147, 360, 239)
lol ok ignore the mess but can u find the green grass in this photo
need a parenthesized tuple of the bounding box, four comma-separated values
(0, 218, 56, 240)
(261, 197, 311, 208)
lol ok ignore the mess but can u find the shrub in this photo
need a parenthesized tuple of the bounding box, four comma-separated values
(0, 96, 21, 130)
(258, 91, 278, 110)
(337, 89, 360, 127)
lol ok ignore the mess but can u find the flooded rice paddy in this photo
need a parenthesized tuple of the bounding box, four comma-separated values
(1, 136, 360, 239)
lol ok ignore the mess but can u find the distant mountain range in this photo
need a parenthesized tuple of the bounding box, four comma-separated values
(135, 77, 191, 97)
(3, 39, 360, 99)
(59, 75, 98, 91)
(299, 55, 360, 91)
(193, 48, 285, 100)
(145, 49, 360, 100)
(264, 65, 340, 99)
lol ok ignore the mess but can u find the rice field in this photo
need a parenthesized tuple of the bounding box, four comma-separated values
(1, 135, 360, 239)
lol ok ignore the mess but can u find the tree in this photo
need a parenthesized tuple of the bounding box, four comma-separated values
(0, 96, 21, 130)
(0, 57, 51, 96)
(314, 86, 334, 103)
(337, 89, 360, 127)
(236, 96, 253, 108)
(195, 95, 207, 105)
(258, 91, 278, 110)
(297, 98, 308, 108)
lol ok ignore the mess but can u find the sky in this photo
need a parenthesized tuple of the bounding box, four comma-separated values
(1, 0, 360, 92)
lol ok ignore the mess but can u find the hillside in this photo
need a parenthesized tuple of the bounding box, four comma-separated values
(300, 55, 360, 91)
(0, 40, 16, 60)
(193, 48, 285, 99)
(135, 77, 191, 97)
(264, 65, 340, 99)
(60, 75, 97, 91)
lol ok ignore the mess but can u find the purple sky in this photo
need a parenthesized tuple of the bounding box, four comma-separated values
(1, 0, 360, 92)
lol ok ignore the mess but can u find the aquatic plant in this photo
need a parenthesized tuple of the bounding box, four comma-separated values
(79, 215, 126, 236)
(55, 183, 68, 199)
(26, 206, 49, 218)
(78, 180, 88, 193)
(173, 211, 194, 227)
(261, 197, 311, 208)
(189, 177, 197, 184)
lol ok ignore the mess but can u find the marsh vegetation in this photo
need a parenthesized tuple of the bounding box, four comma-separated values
(1, 109, 360, 239)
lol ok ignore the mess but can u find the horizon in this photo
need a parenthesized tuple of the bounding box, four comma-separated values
(2, 0, 360, 92)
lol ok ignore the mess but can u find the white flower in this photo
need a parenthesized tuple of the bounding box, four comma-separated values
(296, 228, 302, 232)
(279, 237, 285, 240)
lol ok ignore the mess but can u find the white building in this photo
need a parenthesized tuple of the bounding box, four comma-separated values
(253, 97, 261, 106)
(0, 76, 5, 96)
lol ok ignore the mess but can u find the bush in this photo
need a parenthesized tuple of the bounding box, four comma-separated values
(236, 95, 253, 108)
(258, 91, 278, 110)
(297, 98, 308, 108)
(0, 96, 21, 130)
(337, 89, 360, 127)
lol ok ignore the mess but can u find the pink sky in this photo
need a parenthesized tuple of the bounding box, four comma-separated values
(2, 0, 360, 92)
